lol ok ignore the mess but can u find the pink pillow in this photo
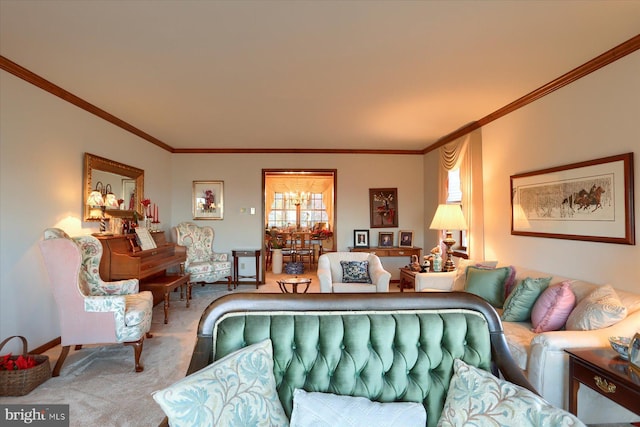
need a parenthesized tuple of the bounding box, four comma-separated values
(530, 281, 576, 333)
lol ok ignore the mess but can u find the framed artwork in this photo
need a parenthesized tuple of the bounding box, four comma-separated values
(378, 232, 394, 247)
(369, 188, 398, 228)
(510, 153, 634, 245)
(399, 230, 413, 248)
(193, 181, 224, 220)
(353, 229, 370, 248)
(630, 332, 640, 375)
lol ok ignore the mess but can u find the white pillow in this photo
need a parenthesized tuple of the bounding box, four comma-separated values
(152, 340, 288, 427)
(290, 388, 426, 427)
(438, 359, 585, 427)
(566, 284, 627, 331)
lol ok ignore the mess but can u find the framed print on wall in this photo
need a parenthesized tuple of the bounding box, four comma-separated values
(378, 232, 394, 247)
(399, 230, 413, 248)
(193, 181, 224, 220)
(370, 188, 398, 228)
(510, 153, 634, 245)
(354, 230, 369, 248)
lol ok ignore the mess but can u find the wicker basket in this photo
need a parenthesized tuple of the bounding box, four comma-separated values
(0, 335, 51, 396)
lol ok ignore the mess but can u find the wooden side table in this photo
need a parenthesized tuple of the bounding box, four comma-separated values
(566, 347, 640, 417)
(277, 277, 311, 294)
(399, 267, 416, 292)
(232, 249, 262, 288)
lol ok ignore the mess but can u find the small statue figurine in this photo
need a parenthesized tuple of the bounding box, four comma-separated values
(410, 254, 421, 272)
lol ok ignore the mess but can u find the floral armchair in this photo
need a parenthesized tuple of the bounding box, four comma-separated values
(174, 222, 233, 290)
(39, 228, 153, 376)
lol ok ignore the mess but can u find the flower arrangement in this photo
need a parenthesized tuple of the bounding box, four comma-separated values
(1, 353, 37, 371)
(140, 198, 151, 208)
(312, 229, 333, 239)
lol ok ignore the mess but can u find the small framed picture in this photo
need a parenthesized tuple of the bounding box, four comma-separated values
(630, 332, 640, 375)
(399, 230, 413, 248)
(193, 180, 224, 220)
(354, 229, 369, 248)
(378, 232, 394, 247)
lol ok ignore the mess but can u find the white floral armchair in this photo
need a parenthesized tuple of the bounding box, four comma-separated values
(39, 228, 153, 376)
(174, 222, 233, 290)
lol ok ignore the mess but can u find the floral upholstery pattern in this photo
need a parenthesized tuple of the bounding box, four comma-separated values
(438, 359, 585, 427)
(175, 222, 231, 283)
(43, 229, 152, 343)
(152, 339, 288, 427)
(73, 235, 139, 296)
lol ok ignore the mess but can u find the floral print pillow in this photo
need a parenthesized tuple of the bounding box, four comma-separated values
(152, 340, 288, 427)
(340, 260, 372, 283)
(438, 359, 585, 427)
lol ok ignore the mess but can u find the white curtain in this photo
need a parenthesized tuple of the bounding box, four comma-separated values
(438, 129, 484, 260)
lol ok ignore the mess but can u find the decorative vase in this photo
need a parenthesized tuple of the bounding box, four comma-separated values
(272, 249, 283, 274)
(433, 253, 442, 272)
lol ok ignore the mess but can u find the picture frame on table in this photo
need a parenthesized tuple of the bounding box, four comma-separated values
(399, 230, 413, 248)
(369, 188, 398, 228)
(510, 153, 634, 245)
(193, 181, 224, 220)
(630, 332, 640, 375)
(378, 232, 394, 247)
(353, 230, 369, 248)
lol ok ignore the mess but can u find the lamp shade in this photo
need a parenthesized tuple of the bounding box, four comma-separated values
(104, 193, 120, 208)
(87, 190, 105, 207)
(429, 204, 467, 230)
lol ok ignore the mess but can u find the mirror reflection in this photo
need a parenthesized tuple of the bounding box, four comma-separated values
(83, 153, 144, 222)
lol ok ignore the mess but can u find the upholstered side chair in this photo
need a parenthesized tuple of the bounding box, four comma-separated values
(317, 252, 391, 293)
(38, 228, 153, 376)
(174, 222, 233, 290)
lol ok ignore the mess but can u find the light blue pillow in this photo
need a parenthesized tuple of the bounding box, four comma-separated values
(290, 388, 427, 427)
(464, 266, 511, 308)
(152, 339, 288, 427)
(501, 277, 552, 322)
(340, 260, 372, 283)
(438, 359, 586, 427)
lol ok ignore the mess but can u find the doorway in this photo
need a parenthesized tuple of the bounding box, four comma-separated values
(262, 169, 337, 280)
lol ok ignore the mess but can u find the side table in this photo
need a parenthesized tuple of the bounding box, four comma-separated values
(232, 249, 262, 288)
(277, 277, 311, 294)
(566, 347, 640, 417)
(399, 267, 416, 292)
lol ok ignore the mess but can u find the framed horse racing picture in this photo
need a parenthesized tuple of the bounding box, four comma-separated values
(510, 153, 634, 245)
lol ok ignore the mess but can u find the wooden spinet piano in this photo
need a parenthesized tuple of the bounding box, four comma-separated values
(95, 232, 189, 319)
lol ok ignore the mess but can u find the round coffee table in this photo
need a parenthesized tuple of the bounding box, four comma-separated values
(277, 277, 311, 293)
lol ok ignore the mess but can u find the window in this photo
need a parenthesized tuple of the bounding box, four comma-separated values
(268, 192, 328, 229)
(447, 169, 467, 252)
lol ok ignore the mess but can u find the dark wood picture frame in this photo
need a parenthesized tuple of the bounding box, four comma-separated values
(399, 230, 413, 248)
(378, 232, 394, 247)
(369, 188, 398, 228)
(353, 229, 369, 248)
(510, 153, 634, 245)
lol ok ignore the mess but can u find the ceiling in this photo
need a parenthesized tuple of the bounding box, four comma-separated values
(2, 1, 640, 153)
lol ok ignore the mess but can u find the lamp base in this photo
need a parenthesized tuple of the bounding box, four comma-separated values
(442, 232, 456, 272)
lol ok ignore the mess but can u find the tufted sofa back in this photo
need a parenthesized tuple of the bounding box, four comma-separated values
(187, 293, 534, 427)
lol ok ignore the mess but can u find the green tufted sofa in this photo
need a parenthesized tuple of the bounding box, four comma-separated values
(184, 292, 536, 427)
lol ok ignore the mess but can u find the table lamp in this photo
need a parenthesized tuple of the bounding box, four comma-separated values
(429, 204, 467, 272)
(87, 182, 107, 233)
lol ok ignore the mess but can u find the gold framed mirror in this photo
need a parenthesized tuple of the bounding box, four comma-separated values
(83, 153, 144, 221)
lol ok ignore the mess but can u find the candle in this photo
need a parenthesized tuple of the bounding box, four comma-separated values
(155, 204, 158, 222)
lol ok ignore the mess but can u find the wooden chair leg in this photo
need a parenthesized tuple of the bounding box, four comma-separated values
(53, 345, 70, 377)
(124, 338, 145, 373)
(74, 344, 83, 350)
(146, 332, 153, 338)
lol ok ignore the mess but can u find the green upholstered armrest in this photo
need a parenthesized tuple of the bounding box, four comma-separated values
(187, 292, 535, 427)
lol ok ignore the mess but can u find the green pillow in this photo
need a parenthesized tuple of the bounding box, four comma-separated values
(464, 266, 511, 308)
(501, 277, 552, 322)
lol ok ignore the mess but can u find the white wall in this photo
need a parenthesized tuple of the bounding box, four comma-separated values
(170, 153, 425, 279)
(482, 51, 640, 292)
(0, 72, 173, 353)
